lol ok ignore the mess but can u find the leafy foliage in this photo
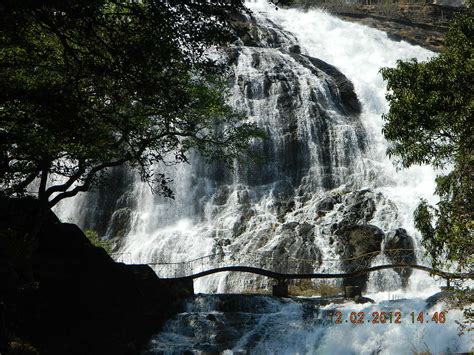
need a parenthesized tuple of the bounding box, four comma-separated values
(85, 229, 112, 254)
(0, 0, 264, 207)
(380, 13, 473, 272)
(381, 12, 473, 331)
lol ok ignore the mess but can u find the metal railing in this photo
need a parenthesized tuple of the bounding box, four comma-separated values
(112, 248, 431, 278)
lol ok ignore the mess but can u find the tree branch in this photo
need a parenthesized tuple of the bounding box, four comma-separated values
(47, 158, 127, 207)
(45, 160, 86, 197)
(8, 171, 39, 195)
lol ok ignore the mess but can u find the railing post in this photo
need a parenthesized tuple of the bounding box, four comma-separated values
(272, 279, 288, 297)
(440, 277, 454, 291)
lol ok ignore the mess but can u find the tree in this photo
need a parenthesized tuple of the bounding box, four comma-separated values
(380, 12, 473, 271)
(0, 0, 263, 209)
(380, 12, 473, 328)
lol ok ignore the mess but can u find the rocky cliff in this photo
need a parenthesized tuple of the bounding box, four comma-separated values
(282, 1, 467, 51)
(0, 198, 193, 355)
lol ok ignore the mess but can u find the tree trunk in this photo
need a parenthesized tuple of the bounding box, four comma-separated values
(30, 168, 50, 248)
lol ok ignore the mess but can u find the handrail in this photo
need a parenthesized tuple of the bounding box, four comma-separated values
(168, 264, 474, 281)
(113, 249, 472, 281)
(138, 248, 422, 266)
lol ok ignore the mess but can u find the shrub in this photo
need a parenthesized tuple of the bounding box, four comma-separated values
(84, 229, 113, 255)
(289, 280, 343, 297)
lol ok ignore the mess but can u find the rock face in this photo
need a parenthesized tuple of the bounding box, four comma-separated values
(282, 0, 468, 51)
(336, 13, 447, 52)
(0, 198, 193, 355)
(287, 2, 466, 52)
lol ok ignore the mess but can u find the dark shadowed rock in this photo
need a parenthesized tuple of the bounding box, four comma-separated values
(385, 228, 415, 255)
(292, 54, 362, 115)
(337, 224, 384, 257)
(336, 224, 384, 291)
(355, 295, 375, 304)
(385, 228, 416, 288)
(288, 44, 301, 53)
(71, 167, 136, 237)
(0, 198, 193, 355)
(106, 207, 133, 241)
(425, 290, 455, 308)
(316, 196, 336, 212)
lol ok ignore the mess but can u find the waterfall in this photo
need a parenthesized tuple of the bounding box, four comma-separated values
(52, 2, 474, 353)
(243, 1, 442, 294)
(56, 0, 442, 295)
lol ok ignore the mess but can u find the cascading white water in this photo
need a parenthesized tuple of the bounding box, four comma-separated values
(56, 0, 444, 295)
(246, 0, 438, 222)
(145, 294, 472, 354)
(246, 0, 444, 291)
(55, 2, 473, 353)
(129, 0, 439, 293)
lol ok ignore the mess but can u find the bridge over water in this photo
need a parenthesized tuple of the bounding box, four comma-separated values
(112, 249, 473, 297)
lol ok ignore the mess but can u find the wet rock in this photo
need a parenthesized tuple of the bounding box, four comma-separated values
(74, 166, 136, 237)
(331, 190, 386, 234)
(290, 53, 362, 115)
(216, 239, 231, 248)
(225, 48, 240, 66)
(195, 344, 221, 354)
(224, 16, 365, 189)
(275, 200, 296, 222)
(213, 186, 231, 206)
(425, 290, 455, 308)
(206, 314, 217, 322)
(288, 44, 301, 54)
(231, 207, 255, 237)
(272, 180, 294, 200)
(266, 222, 321, 274)
(385, 228, 416, 288)
(230, 12, 296, 49)
(354, 295, 375, 304)
(298, 222, 314, 239)
(237, 188, 251, 205)
(341, 189, 377, 224)
(282, 221, 299, 231)
(106, 207, 132, 240)
(316, 196, 336, 212)
(336, 224, 384, 291)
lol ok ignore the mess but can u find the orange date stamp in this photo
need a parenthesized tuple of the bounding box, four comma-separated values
(328, 311, 447, 324)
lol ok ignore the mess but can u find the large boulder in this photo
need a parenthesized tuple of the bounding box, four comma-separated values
(329, 189, 386, 235)
(385, 228, 416, 288)
(291, 53, 362, 115)
(266, 221, 321, 274)
(336, 224, 384, 291)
